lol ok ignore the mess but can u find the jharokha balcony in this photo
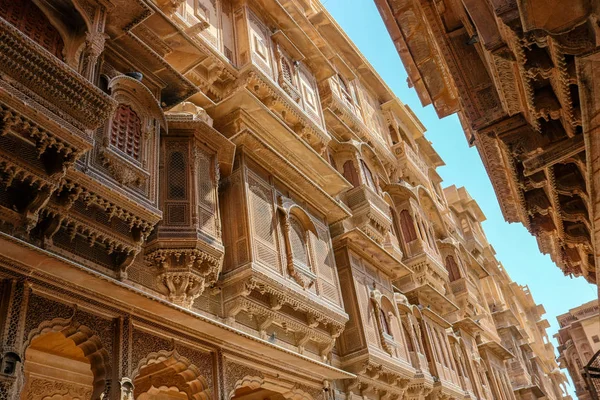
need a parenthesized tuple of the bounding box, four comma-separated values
(0, 13, 116, 238)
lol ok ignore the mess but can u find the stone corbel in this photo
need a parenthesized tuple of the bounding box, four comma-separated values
(296, 330, 311, 354)
(255, 314, 275, 340)
(22, 184, 55, 234)
(148, 249, 222, 308)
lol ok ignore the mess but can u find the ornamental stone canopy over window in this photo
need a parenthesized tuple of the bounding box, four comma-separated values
(0, 1, 570, 400)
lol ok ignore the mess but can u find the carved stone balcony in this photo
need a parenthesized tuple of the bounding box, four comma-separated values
(319, 80, 367, 140)
(338, 184, 393, 246)
(393, 142, 430, 187)
(0, 17, 116, 134)
(395, 249, 458, 316)
(241, 67, 330, 155)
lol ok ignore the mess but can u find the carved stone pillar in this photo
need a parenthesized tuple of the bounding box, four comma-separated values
(115, 315, 133, 400)
(80, 31, 107, 81)
(80, 7, 108, 81)
(0, 280, 30, 400)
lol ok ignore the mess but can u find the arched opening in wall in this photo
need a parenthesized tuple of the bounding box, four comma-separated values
(133, 351, 211, 400)
(360, 160, 377, 191)
(399, 210, 417, 243)
(229, 376, 313, 400)
(402, 323, 414, 352)
(445, 255, 461, 282)
(342, 160, 360, 188)
(231, 385, 287, 400)
(20, 323, 109, 400)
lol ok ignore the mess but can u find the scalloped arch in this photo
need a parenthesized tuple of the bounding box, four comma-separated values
(24, 317, 111, 400)
(133, 349, 212, 400)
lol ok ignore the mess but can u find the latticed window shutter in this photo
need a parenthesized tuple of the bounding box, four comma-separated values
(249, 184, 275, 244)
(281, 58, 294, 85)
(111, 104, 142, 160)
(168, 151, 186, 200)
(361, 160, 376, 190)
(0, 0, 64, 59)
(289, 217, 308, 268)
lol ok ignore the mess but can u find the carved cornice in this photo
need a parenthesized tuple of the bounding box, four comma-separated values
(222, 274, 348, 330)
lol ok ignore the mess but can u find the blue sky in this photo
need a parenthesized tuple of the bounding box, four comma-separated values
(322, 0, 598, 395)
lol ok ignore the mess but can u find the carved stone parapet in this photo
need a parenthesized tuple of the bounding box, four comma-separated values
(146, 248, 222, 308)
(0, 18, 116, 131)
(99, 147, 149, 187)
(245, 70, 329, 154)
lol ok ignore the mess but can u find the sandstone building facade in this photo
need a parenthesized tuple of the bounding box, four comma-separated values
(556, 300, 600, 400)
(374, 0, 600, 286)
(0, 1, 569, 400)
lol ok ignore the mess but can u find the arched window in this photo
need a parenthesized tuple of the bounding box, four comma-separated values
(403, 323, 414, 352)
(111, 104, 142, 161)
(361, 160, 376, 190)
(379, 308, 391, 336)
(168, 151, 186, 200)
(343, 160, 360, 187)
(445, 255, 461, 282)
(400, 210, 417, 242)
(0, 0, 64, 59)
(289, 216, 309, 271)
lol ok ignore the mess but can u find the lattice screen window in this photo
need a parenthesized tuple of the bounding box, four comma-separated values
(281, 58, 295, 86)
(110, 104, 142, 161)
(168, 151, 187, 200)
(0, 0, 64, 59)
(361, 160, 376, 190)
(249, 184, 275, 244)
(289, 216, 309, 270)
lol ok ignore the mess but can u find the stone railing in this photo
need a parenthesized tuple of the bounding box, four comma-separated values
(0, 17, 116, 131)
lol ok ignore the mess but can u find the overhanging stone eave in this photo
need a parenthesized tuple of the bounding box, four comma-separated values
(231, 129, 351, 224)
(0, 232, 354, 381)
(332, 228, 412, 279)
(211, 89, 350, 195)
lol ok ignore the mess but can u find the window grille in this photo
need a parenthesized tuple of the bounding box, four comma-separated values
(111, 104, 142, 161)
(0, 0, 64, 59)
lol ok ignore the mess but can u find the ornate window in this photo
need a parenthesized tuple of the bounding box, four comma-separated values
(400, 210, 417, 242)
(379, 308, 391, 336)
(0, 0, 64, 59)
(445, 255, 461, 282)
(280, 203, 317, 289)
(361, 160, 376, 190)
(289, 216, 310, 271)
(168, 151, 187, 200)
(110, 104, 142, 161)
(343, 160, 360, 187)
(281, 58, 294, 86)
